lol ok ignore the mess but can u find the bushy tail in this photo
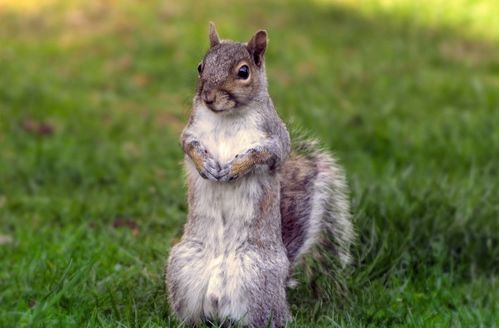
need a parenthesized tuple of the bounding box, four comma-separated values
(280, 139, 354, 273)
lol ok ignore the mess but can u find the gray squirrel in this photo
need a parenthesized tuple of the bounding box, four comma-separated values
(166, 23, 354, 328)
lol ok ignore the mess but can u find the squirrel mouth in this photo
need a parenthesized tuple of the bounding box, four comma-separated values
(201, 89, 239, 113)
(207, 105, 225, 113)
(206, 100, 239, 113)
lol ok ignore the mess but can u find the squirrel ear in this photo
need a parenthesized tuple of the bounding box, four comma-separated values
(209, 22, 220, 48)
(247, 30, 267, 67)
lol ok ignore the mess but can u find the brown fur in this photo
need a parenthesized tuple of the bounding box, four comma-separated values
(229, 150, 273, 177)
(186, 143, 205, 172)
(280, 154, 318, 264)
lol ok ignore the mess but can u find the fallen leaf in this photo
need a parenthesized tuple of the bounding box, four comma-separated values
(112, 218, 140, 236)
(21, 119, 54, 136)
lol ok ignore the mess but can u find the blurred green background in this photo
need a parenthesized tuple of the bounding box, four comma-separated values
(0, 0, 498, 327)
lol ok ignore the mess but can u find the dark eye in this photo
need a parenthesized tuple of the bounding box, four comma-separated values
(197, 63, 203, 74)
(237, 65, 249, 79)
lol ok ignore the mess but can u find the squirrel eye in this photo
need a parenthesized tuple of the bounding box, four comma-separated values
(237, 65, 249, 79)
(197, 63, 202, 74)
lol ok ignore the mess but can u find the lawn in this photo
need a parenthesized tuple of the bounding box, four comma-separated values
(0, 0, 498, 327)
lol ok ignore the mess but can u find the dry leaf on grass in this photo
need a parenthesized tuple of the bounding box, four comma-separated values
(112, 218, 140, 236)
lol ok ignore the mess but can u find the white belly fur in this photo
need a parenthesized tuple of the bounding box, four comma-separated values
(181, 106, 267, 323)
(191, 104, 265, 163)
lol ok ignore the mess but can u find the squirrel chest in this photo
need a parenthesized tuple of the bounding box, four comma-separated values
(191, 105, 265, 163)
(185, 107, 274, 244)
(186, 106, 269, 234)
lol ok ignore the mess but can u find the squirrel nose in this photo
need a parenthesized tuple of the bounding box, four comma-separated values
(202, 89, 216, 104)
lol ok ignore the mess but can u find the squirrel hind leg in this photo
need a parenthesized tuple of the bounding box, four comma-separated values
(280, 150, 354, 270)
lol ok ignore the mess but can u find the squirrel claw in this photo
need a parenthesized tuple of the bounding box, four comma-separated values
(199, 157, 223, 182)
(200, 169, 219, 182)
(216, 162, 234, 182)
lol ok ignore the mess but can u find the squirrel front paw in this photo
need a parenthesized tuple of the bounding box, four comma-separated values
(217, 162, 237, 182)
(199, 156, 223, 182)
(218, 148, 257, 182)
(187, 142, 224, 182)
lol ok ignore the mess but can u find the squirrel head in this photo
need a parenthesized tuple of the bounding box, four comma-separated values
(195, 22, 268, 113)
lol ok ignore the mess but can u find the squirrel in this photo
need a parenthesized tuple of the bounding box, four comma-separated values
(166, 23, 354, 328)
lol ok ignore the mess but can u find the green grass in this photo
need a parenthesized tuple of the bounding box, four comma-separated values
(1, 0, 498, 327)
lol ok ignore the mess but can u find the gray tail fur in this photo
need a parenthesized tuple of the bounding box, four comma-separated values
(280, 139, 354, 275)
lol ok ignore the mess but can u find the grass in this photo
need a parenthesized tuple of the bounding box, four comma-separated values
(0, 0, 498, 326)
